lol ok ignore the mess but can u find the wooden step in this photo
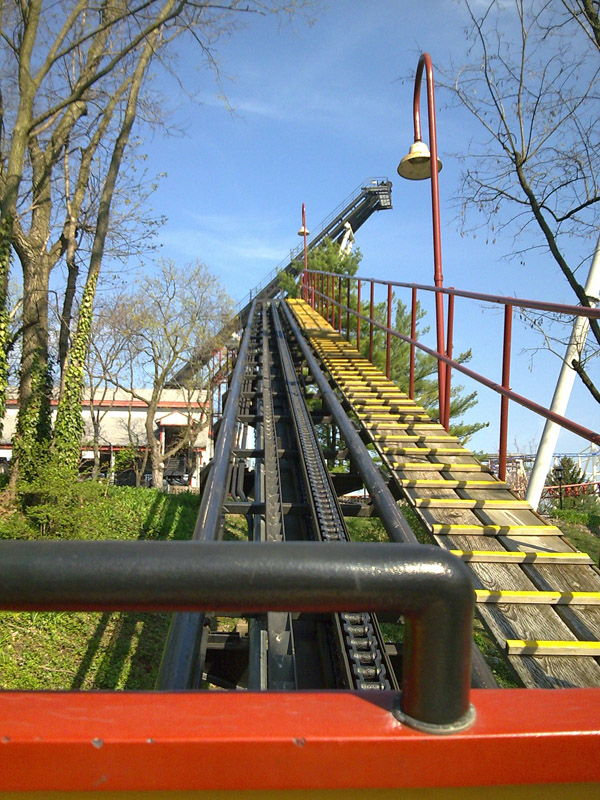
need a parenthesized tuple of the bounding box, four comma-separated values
(384, 447, 466, 455)
(394, 463, 485, 472)
(401, 479, 506, 489)
(432, 524, 561, 536)
(375, 435, 460, 443)
(415, 498, 528, 509)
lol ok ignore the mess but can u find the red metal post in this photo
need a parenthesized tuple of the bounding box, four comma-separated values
(369, 280, 374, 363)
(346, 277, 351, 341)
(338, 276, 342, 334)
(443, 291, 455, 431)
(300, 203, 308, 300)
(331, 275, 335, 327)
(326, 275, 331, 325)
(332, 276, 335, 327)
(499, 304, 513, 482)
(386, 283, 392, 379)
(409, 287, 417, 400)
(412, 53, 446, 424)
(320, 273, 324, 315)
(357, 279, 362, 350)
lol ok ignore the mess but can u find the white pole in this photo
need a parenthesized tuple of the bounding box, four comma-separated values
(525, 236, 600, 509)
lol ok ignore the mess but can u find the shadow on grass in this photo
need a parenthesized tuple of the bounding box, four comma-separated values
(71, 489, 200, 690)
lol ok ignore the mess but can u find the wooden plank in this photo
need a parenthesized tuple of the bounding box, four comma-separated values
(415, 498, 529, 509)
(394, 463, 487, 471)
(400, 480, 507, 488)
(476, 590, 600, 605)
(451, 550, 593, 565)
(434, 524, 562, 535)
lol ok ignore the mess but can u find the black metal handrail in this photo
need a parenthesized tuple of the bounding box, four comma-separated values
(0, 539, 474, 733)
(156, 299, 258, 689)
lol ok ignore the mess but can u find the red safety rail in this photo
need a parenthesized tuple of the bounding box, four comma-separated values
(544, 481, 600, 498)
(1, 689, 599, 792)
(301, 270, 600, 481)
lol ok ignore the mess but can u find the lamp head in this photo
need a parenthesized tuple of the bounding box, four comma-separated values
(397, 140, 443, 181)
(298, 225, 310, 237)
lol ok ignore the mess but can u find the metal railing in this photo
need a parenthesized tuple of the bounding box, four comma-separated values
(233, 178, 390, 317)
(301, 269, 600, 481)
(0, 538, 474, 733)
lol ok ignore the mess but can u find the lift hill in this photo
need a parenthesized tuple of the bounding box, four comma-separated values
(0, 180, 599, 795)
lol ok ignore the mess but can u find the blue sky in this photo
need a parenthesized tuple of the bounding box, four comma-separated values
(136, 0, 599, 458)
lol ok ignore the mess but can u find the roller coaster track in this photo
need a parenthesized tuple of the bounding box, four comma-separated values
(161, 294, 600, 693)
(158, 299, 400, 691)
(1, 294, 600, 792)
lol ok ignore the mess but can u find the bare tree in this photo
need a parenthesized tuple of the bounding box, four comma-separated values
(94, 259, 231, 487)
(440, 0, 600, 399)
(0, 0, 311, 486)
(84, 301, 130, 479)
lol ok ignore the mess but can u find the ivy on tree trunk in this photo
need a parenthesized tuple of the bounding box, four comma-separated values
(0, 216, 12, 439)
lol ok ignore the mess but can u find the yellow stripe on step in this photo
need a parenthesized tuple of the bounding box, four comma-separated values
(476, 590, 600, 605)
(506, 639, 600, 655)
(415, 498, 528, 509)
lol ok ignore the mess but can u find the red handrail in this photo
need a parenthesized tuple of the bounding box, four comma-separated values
(310, 271, 600, 318)
(300, 270, 600, 479)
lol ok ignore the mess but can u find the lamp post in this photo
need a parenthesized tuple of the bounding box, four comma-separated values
(397, 52, 446, 425)
(298, 203, 309, 301)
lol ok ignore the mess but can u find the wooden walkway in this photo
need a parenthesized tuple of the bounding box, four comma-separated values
(288, 298, 600, 688)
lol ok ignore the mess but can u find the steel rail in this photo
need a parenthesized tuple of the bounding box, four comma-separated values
(272, 301, 395, 691)
(280, 300, 417, 544)
(306, 286, 600, 446)
(261, 303, 297, 689)
(0, 539, 474, 733)
(306, 269, 600, 319)
(156, 300, 258, 690)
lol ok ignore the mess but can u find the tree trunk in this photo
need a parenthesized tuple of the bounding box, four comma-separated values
(53, 36, 156, 472)
(9, 256, 53, 488)
(147, 413, 163, 488)
(0, 217, 13, 439)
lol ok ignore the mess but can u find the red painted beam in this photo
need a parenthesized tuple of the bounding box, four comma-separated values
(0, 689, 599, 791)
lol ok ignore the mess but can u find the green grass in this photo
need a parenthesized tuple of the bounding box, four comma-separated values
(548, 505, 600, 565)
(0, 485, 201, 690)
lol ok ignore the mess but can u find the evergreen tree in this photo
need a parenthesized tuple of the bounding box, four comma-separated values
(305, 239, 488, 444)
(546, 456, 593, 509)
